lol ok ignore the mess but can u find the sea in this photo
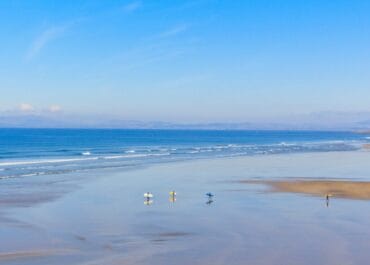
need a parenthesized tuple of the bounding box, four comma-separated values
(0, 129, 369, 180)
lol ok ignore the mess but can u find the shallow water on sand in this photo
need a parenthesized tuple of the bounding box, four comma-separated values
(2, 151, 370, 264)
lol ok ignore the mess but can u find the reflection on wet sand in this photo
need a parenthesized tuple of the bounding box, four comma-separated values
(206, 198, 214, 205)
(144, 199, 153, 205)
(0, 249, 76, 261)
(241, 179, 370, 200)
(152, 232, 192, 242)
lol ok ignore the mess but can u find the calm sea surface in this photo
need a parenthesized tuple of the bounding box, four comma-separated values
(0, 129, 368, 179)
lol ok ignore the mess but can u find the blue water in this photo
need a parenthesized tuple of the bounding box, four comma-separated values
(0, 129, 368, 179)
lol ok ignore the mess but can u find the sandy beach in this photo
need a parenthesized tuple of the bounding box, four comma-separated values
(2, 151, 370, 264)
(241, 179, 370, 200)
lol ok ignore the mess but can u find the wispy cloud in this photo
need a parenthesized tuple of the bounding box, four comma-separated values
(119, 49, 187, 71)
(26, 24, 70, 60)
(158, 73, 212, 89)
(158, 24, 189, 38)
(18, 103, 34, 112)
(165, 0, 215, 12)
(104, 41, 188, 73)
(48, 105, 62, 113)
(96, 25, 196, 74)
(4, 103, 63, 115)
(122, 1, 142, 13)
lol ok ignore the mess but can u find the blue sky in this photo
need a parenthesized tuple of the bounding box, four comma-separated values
(1, 0, 370, 122)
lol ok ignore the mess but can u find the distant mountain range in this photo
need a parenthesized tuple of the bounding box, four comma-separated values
(1, 112, 370, 130)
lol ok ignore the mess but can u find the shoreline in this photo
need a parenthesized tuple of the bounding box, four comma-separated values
(2, 150, 370, 264)
(1, 150, 370, 208)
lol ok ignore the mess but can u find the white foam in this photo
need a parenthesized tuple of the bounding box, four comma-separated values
(0, 171, 47, 179)
(104, 154, 149, 159)
(159, 148, 168, 152)
(82, 151, 91, 156)
(0, 157, 99, 167)
(104, 153, 170, 160)
(21, 173, 39, 177)
(277, 142, 295, 147)
(150, 153, 170, 156)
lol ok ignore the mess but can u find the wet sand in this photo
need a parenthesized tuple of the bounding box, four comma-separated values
(0, 249, 76, 262)
(2, 151, 370, 264)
